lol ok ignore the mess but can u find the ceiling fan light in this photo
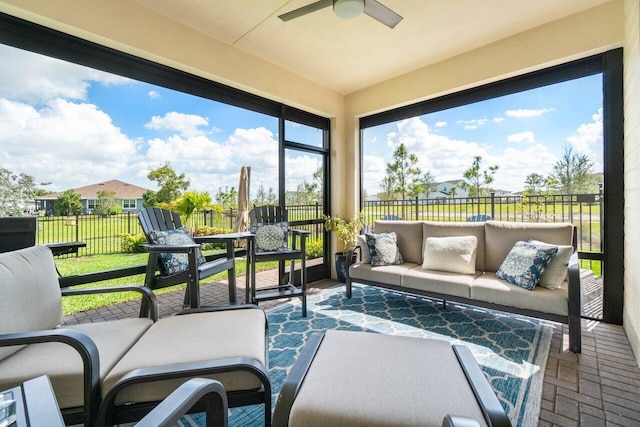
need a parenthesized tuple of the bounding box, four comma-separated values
(333, 0, 365, 20)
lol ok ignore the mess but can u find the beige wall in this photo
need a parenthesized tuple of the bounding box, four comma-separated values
(624, 0, 640, 366)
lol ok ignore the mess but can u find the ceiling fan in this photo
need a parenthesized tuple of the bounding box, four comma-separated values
(278, 0, 403, 29)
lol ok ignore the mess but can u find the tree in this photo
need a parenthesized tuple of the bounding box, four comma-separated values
(173, 191, 220, 232)
(524, 173, 546, 195)
(96, 190, 120, 215)
(550, 144, 595, 194)
(0, 167, 49, 216)
(384, 143, 423, 200)
(253, 184, 278, 205)
(215, 186, 238, 208)
(143, 163, 190, 207)
(420, 171, 437, 197)
(378, 176, 397, 201)
(55, 190, 82, 215)
(459, 156, 499, 197)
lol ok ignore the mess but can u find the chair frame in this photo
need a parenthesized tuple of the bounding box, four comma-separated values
(249, 205, 309, 316)
(138, 207, 239, 309)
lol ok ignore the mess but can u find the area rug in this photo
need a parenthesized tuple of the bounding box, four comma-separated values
(181, 284, 553, 426)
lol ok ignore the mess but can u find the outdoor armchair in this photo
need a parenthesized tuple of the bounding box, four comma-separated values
(138, 206, 239, 309)
(0, 245, 272, 427)
(248, 205, 309, 316)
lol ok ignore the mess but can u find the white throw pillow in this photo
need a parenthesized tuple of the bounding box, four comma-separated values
(422, 235, 478, 275)
(357, 234, 371, 264)
(529, 239, 574, 289)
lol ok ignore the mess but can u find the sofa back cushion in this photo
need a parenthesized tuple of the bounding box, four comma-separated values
(374, 221, 423, 264)
(0, 245, 63, 361)
(485, 221, 573, 272)
(422, 222, 486, 271)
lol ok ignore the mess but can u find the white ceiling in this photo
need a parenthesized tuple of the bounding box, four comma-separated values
(133, 0, 610, 94)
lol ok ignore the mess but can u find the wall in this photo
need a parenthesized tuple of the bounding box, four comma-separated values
(624, 0, 640, 366)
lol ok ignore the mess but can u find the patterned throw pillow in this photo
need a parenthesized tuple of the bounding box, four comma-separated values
(148, 227, 206, 275)
(365, 232, 403, 266)
(496, 241, 558, 290)
(250, 222, 288, 253)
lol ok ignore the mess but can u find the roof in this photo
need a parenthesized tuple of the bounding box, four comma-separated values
(38, 180, 150, 200)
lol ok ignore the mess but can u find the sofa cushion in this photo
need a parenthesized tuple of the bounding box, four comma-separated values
(0, 318, 153, 410)
(496, 241, 557, 290)
(103, 309, 267, 404)
(529, 240, 574, 289)
(402, 266, 478, 298)
(423, 222, 486, 271)
(484, 221, 573, 272)
(374, 221, 423, 264)
(349, 263, 418, 287)
(422, 235, 477, 274)
(471, 273, 569, 316)
(366, 232, 403, 266)
(0, 245, 63, 361)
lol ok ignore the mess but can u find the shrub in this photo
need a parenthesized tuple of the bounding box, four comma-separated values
(306, 238, 324, 259)
(121, 233, 147, 253)
(195, 226, 234, 250)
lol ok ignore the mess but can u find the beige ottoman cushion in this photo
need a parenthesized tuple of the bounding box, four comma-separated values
(289, 330, 487, 427)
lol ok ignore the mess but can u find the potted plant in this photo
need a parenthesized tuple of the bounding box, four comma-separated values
(324, 212, 364, 283)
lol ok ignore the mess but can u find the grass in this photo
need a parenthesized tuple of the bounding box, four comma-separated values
(56, 252, 277, 315)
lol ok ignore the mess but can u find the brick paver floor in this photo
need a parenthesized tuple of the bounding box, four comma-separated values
(63, 269, 640, 426)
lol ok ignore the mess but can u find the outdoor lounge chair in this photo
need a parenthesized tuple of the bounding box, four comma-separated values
(0, 245, 271, 427)
(138, 206, 239, 309)
(248, 205, 309, 316)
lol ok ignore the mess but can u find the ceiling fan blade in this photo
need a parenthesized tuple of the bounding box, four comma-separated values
(363, 0, 403, 28)
(278, 0, 333, 22)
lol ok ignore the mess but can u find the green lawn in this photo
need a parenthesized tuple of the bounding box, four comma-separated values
(56, 252, 276, 315)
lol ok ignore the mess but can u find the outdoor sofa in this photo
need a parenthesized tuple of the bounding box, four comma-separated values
(347, 220, 581, 353)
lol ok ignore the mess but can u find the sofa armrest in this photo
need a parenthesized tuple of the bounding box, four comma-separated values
(566, 252, 582, 353)
(0, 329, 101, 427)
(61, 285, 158, 321)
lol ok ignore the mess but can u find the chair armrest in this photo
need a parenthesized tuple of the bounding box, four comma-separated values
(140, 243, 200, 253)
(0, 329, 101, 427)
(61, 285, 158, 321)
(177, 304, 262, 316)
(346, 245, 360, 266)
(289, 229, 310, 236)
(442, 415, 482, 427)
(135, 378, 227, 427)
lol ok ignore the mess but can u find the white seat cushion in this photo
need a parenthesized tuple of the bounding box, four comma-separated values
(402, 266, 479, 298)
(349, 263, 418, 287)
(0, 318, 153, 409)
(103, 308, 267, 404)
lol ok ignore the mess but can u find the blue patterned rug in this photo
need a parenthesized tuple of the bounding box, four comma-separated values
(181, 284, 552, 426)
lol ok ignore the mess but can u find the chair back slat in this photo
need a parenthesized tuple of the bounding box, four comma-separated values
(138, 207, 183, 242)
(249, 205, 287, 225)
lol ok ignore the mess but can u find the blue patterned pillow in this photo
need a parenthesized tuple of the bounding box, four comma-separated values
(496, 241, 558, 290)
(365, 232, 403, 266)
(148, 227, 206, 275)
(250, 222, 288, 253)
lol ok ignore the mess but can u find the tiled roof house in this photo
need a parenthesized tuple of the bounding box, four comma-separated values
(36, 180, 150, 214)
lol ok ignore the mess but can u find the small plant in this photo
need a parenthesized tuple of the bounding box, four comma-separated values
(195, 226, 234, 250)
(121, 233, 147, 253)
(305, 238, 324, 259)
(323, 212, 364, 252)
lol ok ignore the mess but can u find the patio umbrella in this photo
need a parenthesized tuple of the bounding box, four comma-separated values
(233, 166, 250, 237)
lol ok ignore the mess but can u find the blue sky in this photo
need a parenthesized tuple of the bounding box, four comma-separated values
(362, 74, 603, 196)
(0, 43, 602, 200)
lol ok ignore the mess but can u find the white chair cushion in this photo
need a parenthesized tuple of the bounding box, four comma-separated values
(422, 235, 478, 274)
(0, 245, 62, 361)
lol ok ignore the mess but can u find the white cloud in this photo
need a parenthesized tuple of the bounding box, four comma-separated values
(566, 108, 603, 171)
(145, 112, 209, 137)
(0, 98, 138, 191)
(148, 90, 161, 99)
(507, 131, 535, 144)
(0, 44, 130, 105)
(505, 108, 554, 118)
(456, 118, 488, 130)
(435, 121, 447, 127)
(493, 117, 505, 123)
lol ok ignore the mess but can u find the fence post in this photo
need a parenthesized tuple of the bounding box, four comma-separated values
(415, 196, 419, 220)
(75, 214, 79, 243)
(491, 192, 495, 219)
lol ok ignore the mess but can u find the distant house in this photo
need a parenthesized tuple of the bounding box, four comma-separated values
(36, 180, 150, 214)
(428, 180, 468, 199)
